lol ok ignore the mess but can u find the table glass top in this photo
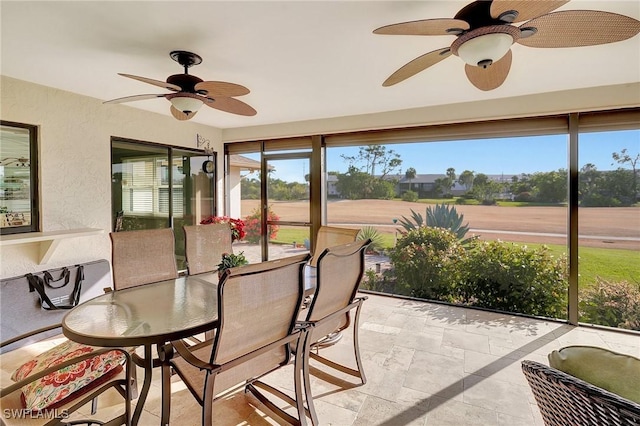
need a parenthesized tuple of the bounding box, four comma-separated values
(63, 275, 218, 346)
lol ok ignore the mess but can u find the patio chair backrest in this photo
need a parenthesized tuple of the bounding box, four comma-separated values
(306, 239, 370, 340)
(309, 226, 360, 267)
(209, 254, 308, 391)
(110, 228, 178, 290)
(183, 223, 233, 275)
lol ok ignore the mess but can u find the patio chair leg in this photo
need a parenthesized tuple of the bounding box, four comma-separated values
(308, 301, 367, 385)
(352, 302, 366, 385)
(202, 375, 215, 426)
(301, 332, 319, 426)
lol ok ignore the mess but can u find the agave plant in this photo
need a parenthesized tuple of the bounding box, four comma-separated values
(397, 209, 424, 232)
(357, 226, 384, 253)
(398, 203, 475, 246)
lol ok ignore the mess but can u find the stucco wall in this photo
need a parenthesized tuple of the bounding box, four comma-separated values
(0, 76, 224, 278)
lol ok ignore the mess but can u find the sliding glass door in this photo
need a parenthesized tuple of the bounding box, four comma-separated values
(264, 154, 311, 260)
(111, 139, 215, 270)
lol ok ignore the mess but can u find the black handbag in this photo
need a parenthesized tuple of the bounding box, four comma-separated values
(26, 265, 84, 310)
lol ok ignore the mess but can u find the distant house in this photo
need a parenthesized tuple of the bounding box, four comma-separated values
(393, 174, 463, 197)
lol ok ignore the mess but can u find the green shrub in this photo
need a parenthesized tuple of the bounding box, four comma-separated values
(357, 226, 383, 253)
(461, 241, 567, 318)
(402, 190, 418, 202)
(371, 179, 397, 199)
(389, 227, 467, 301)
(579, 279, 640, 330)
(580, 193, 622, 207)
(514, 192, 533, 202)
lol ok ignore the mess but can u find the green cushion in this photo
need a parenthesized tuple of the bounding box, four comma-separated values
(548, 345, 640, 404)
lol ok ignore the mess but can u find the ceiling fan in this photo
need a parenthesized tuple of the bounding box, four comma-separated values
(104, 50, 256, 120)
(374, 0, 640, 91)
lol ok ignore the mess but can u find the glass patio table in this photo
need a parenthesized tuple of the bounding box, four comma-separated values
(62, 274, 219, 426)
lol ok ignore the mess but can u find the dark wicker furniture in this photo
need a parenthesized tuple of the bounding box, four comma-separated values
(522, 360, 640, 426)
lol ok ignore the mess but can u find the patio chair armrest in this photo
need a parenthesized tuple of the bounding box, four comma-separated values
(1, 347, 132, 397)
(168, 339, 215, 371)
(0, 324, 62, 349)
(313, 298, 365, 324)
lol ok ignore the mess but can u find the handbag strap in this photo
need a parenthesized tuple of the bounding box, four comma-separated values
(70, 265, 84, 306)
(43, 267, 70, 289)
(27, 273, 59, 310)
(26, 265, 84, 310)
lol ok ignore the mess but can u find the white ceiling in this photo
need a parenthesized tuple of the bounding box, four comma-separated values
(2, 1, 639, 130)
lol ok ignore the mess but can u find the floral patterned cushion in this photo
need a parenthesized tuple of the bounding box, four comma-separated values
(11, 339, 125, 411)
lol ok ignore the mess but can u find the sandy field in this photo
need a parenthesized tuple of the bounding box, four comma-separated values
(241, 199, 640, 251)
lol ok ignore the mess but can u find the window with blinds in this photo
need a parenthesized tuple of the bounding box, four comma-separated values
(112, 138, 216, 270)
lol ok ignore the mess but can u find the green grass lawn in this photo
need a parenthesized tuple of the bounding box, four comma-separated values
(526, 243, 640, 287)
(271, 228, 310, 246)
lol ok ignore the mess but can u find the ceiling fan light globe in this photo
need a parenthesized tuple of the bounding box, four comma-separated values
(457, 32, 514, 67)
(169, 95, 203, 114)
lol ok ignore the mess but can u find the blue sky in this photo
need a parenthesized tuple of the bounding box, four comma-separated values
(256, 130, 640, 183)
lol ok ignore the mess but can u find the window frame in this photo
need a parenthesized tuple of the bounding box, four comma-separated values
(0, 120, 39, 235)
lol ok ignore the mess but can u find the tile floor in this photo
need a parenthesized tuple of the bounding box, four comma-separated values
(2, 293, 638, 425)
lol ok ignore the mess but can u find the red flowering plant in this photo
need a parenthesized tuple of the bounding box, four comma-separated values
(200, 216, 246, 242)
(244, 206, 280, 243)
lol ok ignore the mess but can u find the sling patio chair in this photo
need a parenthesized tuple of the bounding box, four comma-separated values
(1, 324, 133, 426)
(300, 238, 371, 426)
(308, 226, 360, 267)
(521, 360, 640, 426)
(109, 228, 179, 372)
(305, 225, 361, 345)
(158, 253, 314, 426)
(183, 223, 233, 276)
(109, 228, 178, 290)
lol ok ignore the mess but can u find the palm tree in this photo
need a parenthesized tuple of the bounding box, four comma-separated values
(405, 167, 416, 191)
(446, 167, 456, 192)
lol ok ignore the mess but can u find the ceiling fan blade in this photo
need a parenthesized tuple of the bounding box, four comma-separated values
(517, 11, 640, 48)
(103, 94, 167, 104)
(118, 73, 182, 91)
(170, 106, 196, 121)
(195, 81, 250, 97)
(203, 97, 257, 116)
(374, 18, 469, 36)
(490, 0, 569, 22)
(382, 48, 452, 87)
(465, 49, 512, 91)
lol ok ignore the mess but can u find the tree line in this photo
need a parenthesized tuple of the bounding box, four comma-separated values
(241, 146, 638, 206)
